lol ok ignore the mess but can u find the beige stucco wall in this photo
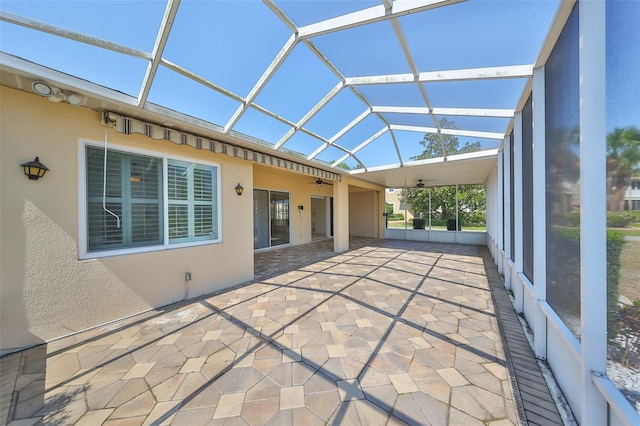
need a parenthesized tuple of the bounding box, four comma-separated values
(253, 165, 336, 246)
(349, 190, 378, 238)
(0, 86, 254, 353)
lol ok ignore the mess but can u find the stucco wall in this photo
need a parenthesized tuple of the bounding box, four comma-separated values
(253, 165, 338, 246)
(0, 86, 254, 353)
(349, 191, 377, 237)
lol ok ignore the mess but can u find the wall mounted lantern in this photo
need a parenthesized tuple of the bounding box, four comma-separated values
(235, 183, 244, 196)
(20, 157, 49, 181)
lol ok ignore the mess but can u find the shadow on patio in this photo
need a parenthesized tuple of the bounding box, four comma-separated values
(1, 238, 563, 425)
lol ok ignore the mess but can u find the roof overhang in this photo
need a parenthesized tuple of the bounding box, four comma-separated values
(348, 149, 498, 188)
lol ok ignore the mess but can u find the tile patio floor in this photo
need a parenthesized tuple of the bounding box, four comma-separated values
(1, 238, 561, 425)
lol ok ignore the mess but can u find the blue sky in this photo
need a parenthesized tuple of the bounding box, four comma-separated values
(0, 0, 563, 168)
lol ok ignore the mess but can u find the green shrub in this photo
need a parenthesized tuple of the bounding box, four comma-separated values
(547, 228, 626, 318)
(464, 210, 486, 225)
(562, 212, 581, 227)
(606, 230, 626, 313)
(387, 213, 404, 221)
(607, 211, 632, 228)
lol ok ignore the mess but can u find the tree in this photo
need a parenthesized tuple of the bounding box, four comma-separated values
(329, 160, 353, 170)
(401, 119, 485, 222)
(402, 184, 485, 223)
(411, 118, 481, 161)
(607, 126, 640, 211)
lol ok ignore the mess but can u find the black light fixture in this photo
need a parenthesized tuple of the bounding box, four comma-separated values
(20, 157, 49, 181)
(235, 183, 244, 196)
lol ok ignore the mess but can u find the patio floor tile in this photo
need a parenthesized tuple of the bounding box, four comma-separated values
(0, 237, 564, 425)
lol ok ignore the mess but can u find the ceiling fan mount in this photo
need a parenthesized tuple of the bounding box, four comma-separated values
(312, 178, 333, 187)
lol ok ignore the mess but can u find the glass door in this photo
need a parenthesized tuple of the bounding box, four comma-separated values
(269, 191, 290, 246)
(253, 189, 290, 249)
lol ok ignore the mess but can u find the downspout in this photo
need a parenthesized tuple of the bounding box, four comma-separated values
(102, 113, 121, 229)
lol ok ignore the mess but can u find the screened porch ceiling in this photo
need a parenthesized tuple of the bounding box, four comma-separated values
(0, 0, 560, 188)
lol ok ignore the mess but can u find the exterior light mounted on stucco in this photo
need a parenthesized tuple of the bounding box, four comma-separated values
(235, 183, 244, 196)
(20, 157, 49, 181)
(31, 80, 83, 105)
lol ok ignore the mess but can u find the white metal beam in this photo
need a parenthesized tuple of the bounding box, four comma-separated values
(274, 81, 344, 149)
(389, 124, 438, 133)
(389, 124, 503, 140)
(307, 110, 370, 161)
(432, 107, 514, 118)
(160, 59, 244, 104)
(388, 129, 404, 167)
(440, 128, 504, 139)
(224, 33, 298, 133)
(331, 152, 352, 168)
(350, 127, 389, 155)
(388, 13, 446, 158)
(373, 106, 514, 118)
(249, 104, 297, 128)
(138, 0, 181, 107)
(297, 0, 464, 39)
(329, 110, 370, 143)
(346, 65, 533, 86)
(418, 65, 533, 82)
(330, 127, 388, 168)
(373, 106, 430, 115)
(0, 11, 151, 60)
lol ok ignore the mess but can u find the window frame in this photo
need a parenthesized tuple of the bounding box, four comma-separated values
(78, 139, 222, 259)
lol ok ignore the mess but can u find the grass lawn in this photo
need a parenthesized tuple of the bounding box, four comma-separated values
(618, 228, 640, 237)
(387, 221, 486, 231)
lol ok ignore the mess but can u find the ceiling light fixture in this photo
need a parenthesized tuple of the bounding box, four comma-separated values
(31, 81, 53, 97)
(67, 94, 83, 106)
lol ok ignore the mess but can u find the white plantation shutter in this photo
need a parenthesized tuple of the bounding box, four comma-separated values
(168, 160, 217, 243)
(84, 145, 218, 255)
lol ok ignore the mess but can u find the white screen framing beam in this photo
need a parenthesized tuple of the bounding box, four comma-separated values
(331, 127, 389, 168)
(307, 109, 371, 161)
(0, 10, 151, 60)
(224, 33, 298, 133)
(373, 106, 514, 118)
(138, 0, 182, 107)
(274, 81, 345, 150)
(390, 124, 504, 140)
(345, 65, 533, 86)
(297, 0, 464, 39)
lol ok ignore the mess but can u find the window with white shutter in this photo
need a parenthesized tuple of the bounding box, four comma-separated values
(83, 144, 219, 257)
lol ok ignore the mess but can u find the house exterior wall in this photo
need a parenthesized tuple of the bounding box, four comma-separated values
(252, 165, 335, 246)
(385, 188, 414, 220)
(0, 86, 387, 354)
(349, 191, 377, 237)
(0, 86, 254, 353)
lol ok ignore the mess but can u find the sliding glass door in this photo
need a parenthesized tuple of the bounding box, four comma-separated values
(253, 189, 290, 249)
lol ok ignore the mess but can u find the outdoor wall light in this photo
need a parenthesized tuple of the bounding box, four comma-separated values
(20, 156, 49, 180)
(235, 183, 244, 196)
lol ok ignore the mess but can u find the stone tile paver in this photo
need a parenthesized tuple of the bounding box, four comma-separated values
(122, 362, 155, 380)
(0, 238, 564, 425)
(280, 386, 305, 410)
(213, 393, 246, 419)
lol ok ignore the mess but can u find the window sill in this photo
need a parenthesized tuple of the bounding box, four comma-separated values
(79, 238, 221, 260)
